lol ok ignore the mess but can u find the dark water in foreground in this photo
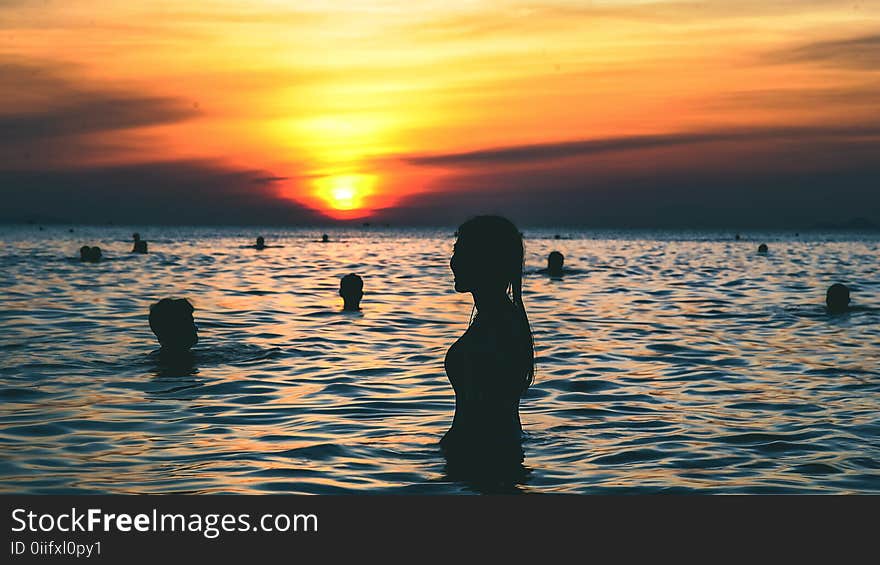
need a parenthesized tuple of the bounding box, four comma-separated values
(1, 225, 879, 493)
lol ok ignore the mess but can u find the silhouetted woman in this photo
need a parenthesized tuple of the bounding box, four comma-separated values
(441, 215, 535, 476)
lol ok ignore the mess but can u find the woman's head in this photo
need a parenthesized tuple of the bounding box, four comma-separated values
(451, 215, 524, 295)
(452, 215, 534, 391)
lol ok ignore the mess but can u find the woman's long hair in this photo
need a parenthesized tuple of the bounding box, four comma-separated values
(456, 215, 535, 394)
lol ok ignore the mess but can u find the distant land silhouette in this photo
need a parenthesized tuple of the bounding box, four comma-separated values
(5, 213, 879, 231)
(809, 217, 880, 231)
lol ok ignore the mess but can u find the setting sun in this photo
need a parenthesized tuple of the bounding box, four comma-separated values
(313, 174, 377, 217)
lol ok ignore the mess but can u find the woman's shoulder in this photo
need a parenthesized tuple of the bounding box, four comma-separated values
(466, 309, 527, 356)
(474, 306, 525, 334)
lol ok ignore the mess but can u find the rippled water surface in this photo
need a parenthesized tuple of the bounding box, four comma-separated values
(1, 225, 879, 493)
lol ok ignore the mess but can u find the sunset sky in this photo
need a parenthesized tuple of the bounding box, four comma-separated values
(2, 0, 879, 226)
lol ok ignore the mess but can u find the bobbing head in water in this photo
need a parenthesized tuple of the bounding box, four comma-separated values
(149, 298, 199, 352)
(132, 233, 148, 253)
(758, 243, 768, 254)
(80, 246, 102, 262)
(255, 236, 265, 249)
(547, 251, 564, 276)
(826, 283, 851, 314)
(450, 215, 535, 393)
(339, 273, 364, 311)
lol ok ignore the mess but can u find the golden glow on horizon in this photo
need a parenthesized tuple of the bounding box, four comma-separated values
(1, 1, 878, 218)
(314, 173, 377, 215)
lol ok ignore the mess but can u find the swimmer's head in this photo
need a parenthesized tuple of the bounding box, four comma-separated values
(826, 283, 850, 314)
(340, 273, 364, 311)
(133, 232, 141, 241)
(547, 251, 564, 276)
(80, 246, 91, 261)
(88, 246, 102, 262)
(322, 234, 329, 243)
(256, 236, 265, 249)
(757, 243, 768, 254)
(149, 298, 199, 351)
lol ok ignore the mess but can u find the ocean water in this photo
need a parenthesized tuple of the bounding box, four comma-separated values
(1, 225, 879, 494)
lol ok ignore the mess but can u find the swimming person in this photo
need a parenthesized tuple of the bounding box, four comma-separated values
(758, 243, 768, 254)
(255, 236, 266, 250)
(441, 215, 535, 472)
(149, 298, 199, 353)
(826, 283, 851, 314)
(80, 246, 102, 262)
(131, 233, 148, 253)
(544, 251, 565, 277)
(533, 251, 586, 278)
(340, 274, 364, 311)
(321, 233, 330, 243)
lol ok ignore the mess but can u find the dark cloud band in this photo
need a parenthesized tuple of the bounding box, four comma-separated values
(404, 125, 880, 168)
